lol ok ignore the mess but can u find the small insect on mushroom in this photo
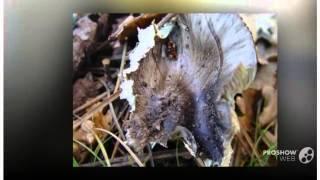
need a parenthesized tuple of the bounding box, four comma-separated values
(120, 13, 257, 167)
(166, 39, 178, 60)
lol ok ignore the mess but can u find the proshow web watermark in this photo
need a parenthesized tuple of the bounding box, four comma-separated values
(262, 147, 314, 164)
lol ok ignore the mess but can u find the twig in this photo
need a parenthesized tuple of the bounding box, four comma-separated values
(108, 54, 129, 61)
(111, 138, 120, 160)
(108, 98, 125, 139)
(102, 154, 151, 167)
(233, 140, 242, 166)
(80, 150, 190, 167)
(250, 98, 263, 164)
(73, 91, 120, 130)
(117, 147, 126, 156)
(152, 150, 191, 160)
(73, 91, 109, 114)
(73, 138, 106, 167)
(113, 155, 151, 167)
(95, 43, 127, 146)
(95, 128, 144, 167)
(110, 105, 129, 160)
(195, 158, 205, 167)
(117, 103, 129, 121)
(241, 129, 263, 165)
(114, 41, 128, 94)
(147, 145, 155, 167)
(176, 140, 180, 167)
(157, 13, 176, 28)
(235, 134, 251, 155)
(94, 39, 112, 54)
(98, 78, 126, 140)
(93, 133, 111, 167)
(263, 131, 276, 146)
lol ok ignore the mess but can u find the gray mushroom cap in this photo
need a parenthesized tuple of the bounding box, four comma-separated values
(121, 13, 257, 166)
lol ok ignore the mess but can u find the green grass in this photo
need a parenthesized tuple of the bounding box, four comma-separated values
(73, 156, 79, 167)
(73, 138, 107, 167)
(93, 135, 113, 162)
(249, 122, 277, 167)
(94, 133, 111, 166)
(176, 140, 180, 167)
(260, 143, 277, 166)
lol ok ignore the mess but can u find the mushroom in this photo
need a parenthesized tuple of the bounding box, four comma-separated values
(120, 14, 257, 166)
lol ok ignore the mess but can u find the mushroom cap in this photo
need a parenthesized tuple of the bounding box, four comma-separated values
(121, 13, 257, 166)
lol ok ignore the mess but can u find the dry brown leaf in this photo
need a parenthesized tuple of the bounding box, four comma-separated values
(263, 130, 276, 145)
(109, 13, 165, 41)
(73, 15, 98, 75)
(73, 107, 113, 162)
(93, 110, 113, 138)
(73, 73, 103, 109)
(259, 85, 277, 126)
(236, 89, 262, 131)
(235, 95, 246, 115)
(249, 57, 277, 127)
(250, 61, 277, 90)
(233, 13, 277, 166)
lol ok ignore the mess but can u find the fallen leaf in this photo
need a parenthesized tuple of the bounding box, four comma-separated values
(250, 61, 277, 90)
(73, 108, 113, 162)
(73, 73, 103, 109)
(73, 15, 98, 75)
(236, 88, 262, 131)
(109, 13, 165, 41)
(259, 85, 277, 127)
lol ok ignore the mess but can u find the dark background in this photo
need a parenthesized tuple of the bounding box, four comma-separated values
(4, 0, 316, 179)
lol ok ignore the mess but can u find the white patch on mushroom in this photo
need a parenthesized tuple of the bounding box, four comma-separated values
(123, 25, 156, 76)
(120, 24, 156, 112)
(119, 80, 136, 112)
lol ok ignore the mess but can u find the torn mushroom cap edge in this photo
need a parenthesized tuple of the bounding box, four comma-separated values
(120, 22, 175, 112)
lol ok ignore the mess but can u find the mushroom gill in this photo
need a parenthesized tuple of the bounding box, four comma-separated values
(121, 13, 257, 166)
